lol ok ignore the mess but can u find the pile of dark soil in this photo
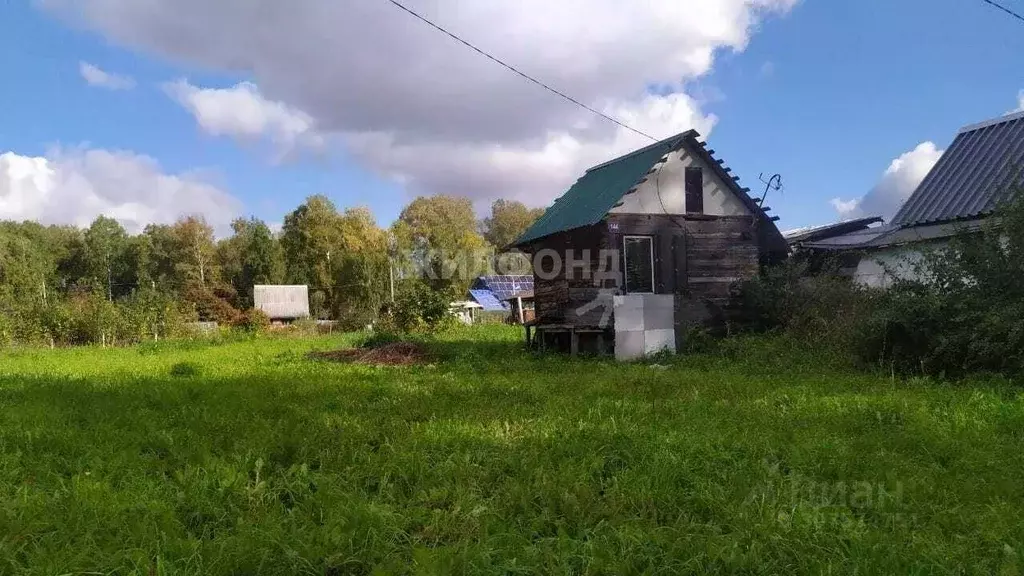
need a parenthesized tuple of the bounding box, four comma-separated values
(309, 342, 429, 366)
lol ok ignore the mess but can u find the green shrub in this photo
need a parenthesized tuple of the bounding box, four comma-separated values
(731, 260, 879, 353)
(238, 308, 272, 334)
(182, 282, 244, 325)
(735, 190, 1024, 380)
(380, 280, 453, 334)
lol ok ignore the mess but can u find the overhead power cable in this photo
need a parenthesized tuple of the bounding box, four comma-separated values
(977, 0, 1024, 24)
(382, 0, 660, 142)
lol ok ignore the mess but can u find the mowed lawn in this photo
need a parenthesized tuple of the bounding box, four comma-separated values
(1, 327, 1023, 575)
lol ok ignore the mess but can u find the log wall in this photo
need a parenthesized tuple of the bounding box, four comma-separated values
(527, 214, 762, 343)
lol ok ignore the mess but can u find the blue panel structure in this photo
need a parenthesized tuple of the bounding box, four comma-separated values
(468, 289, 506, 311)
(471, 275, 533, 302)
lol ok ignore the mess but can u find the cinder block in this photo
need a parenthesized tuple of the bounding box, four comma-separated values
(615, 330, 646, 361)
(643, 294, 675, 311)
(613, 297, 645, 332)
(644, 329, 676, 355)
(614, 308, 644, 331)
(613, 294, 644, 311)
(643, 304, 674, 331)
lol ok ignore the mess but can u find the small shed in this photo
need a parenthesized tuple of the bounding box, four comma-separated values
(253, 285, 310, 321)
(512, 130, 788, 358)
(449, 301, 484, 325)
(503, 290, 535, 325)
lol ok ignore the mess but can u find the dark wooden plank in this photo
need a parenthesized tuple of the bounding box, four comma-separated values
(657, 231, 674, 293)
(673, 233, 687, 297)
(688, 232, 747, 240)
(686, 239, 759, 253)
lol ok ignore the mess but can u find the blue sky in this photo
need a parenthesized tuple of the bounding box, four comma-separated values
(1, 0, 1022, 233)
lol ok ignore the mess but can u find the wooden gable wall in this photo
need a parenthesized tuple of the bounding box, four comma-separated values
(527, 213, 761, 332)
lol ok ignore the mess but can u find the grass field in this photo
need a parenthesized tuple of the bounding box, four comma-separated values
(1, 326, 1023, 575)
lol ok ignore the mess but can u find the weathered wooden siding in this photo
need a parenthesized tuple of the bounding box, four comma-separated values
(605, 214, 686, 296)
(682, 215, 760, 304)
(527, 214, 761, 336)
(526, 223, 611, 326)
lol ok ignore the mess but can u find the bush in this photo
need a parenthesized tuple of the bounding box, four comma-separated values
(734, 191, 1024, 380)
(238, 308, 272, 334)
(379, 281, 454, 334)
(731, 260, 879, 353)
(182, 282, 244, 325)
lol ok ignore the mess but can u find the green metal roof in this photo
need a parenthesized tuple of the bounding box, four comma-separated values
(515, 131, 694, 245)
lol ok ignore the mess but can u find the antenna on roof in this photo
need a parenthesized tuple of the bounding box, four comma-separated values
(757, 173, 783, 210)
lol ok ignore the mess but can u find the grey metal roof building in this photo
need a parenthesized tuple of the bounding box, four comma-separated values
(791, 111, 1024, 254)
(254, 285, 310, 320)
(892, 111, 1024, 227)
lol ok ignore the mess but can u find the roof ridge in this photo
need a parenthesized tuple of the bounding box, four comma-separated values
(958, 110, 1024, 134)
(585, 130, 697, 172)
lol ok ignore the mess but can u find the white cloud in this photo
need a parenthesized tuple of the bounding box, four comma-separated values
(759, 61, 776, 77)
(165, 80, 324, 155)
(828, 197, 859, 217)
(78, 61, 135, 90)
(1013, 90, 1024, 114)
(345, 92, 716, 211)
(43, 0, 798, 207)
(0, 147, 240, 233)
(831, 142, 944, 221)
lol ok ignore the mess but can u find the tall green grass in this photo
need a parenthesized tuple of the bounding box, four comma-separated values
(0, 326, 1021, 574)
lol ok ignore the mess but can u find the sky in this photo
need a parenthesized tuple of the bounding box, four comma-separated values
(1, 0, 1023, 235)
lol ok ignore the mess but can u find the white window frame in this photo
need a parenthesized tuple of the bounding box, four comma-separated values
(623, 235, 655, 294)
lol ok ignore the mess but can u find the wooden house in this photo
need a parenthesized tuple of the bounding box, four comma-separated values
(512, 130, 788, 356)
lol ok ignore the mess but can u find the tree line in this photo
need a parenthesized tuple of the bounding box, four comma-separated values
(0, 195, 543, 346)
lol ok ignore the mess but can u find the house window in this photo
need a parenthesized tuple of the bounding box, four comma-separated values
(623, 236, 655, 293)
(685, 166, 704, 214)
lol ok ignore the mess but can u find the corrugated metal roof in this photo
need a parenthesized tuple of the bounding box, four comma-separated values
(513, 131, 787, 254)
(515, 132, 692, 245)
(891, 111, 1024, 227)
(254, 285, 310, 319)
(784, 216, 884, 244)
(797, 218, 987, 251)
(797, 225, 895, 250)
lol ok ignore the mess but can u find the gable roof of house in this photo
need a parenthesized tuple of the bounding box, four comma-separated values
(892, 111, 1024, 227)
(514, 130, 785, 250)
(784, 216, 884, 245)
